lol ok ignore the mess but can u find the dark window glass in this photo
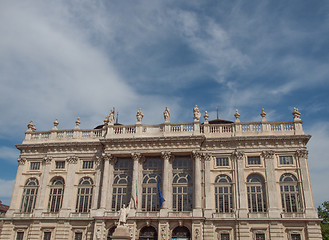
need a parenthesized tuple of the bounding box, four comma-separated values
(221, 233, 230, 240)
(82, 161, 94, 169)
(291, 234, 301, 240)
(216, 157, 229, 166)
(55, 161, 65, 169)
(280, 156, 293, 165)
(16, 232, 24, 240)
(30, 162, 40, 170)
(75, 232, 82, 240)
(255, 233, 265, 240)
(43, 232, 51, 240)
(248, 157, 261, 165)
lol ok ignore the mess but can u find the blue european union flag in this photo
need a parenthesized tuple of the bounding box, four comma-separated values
(158, 182, 165, 208)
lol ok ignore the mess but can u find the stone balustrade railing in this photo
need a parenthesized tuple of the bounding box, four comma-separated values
(23, 120, 303, 143)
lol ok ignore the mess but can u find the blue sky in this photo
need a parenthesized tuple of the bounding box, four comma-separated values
(0, 0, 328, 207)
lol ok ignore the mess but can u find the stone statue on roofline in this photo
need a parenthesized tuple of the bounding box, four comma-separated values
(193, 105, 201, 122)
(163, 106, 170, 123)
(109, 108, 115, 125)
(136, 108, 144, 124)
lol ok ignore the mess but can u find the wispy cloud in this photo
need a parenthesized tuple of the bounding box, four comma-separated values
(0, 147, 19, 164)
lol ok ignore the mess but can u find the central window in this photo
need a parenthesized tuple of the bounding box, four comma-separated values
(215, 175, 233, 213)
(172, 156, 193, 211)
(76, 177, 93, 213)
(142, 157, 162, 212)
(112, 158, 133, 211)
(247, 174, 267, 213)
(48, 177, 64, 212)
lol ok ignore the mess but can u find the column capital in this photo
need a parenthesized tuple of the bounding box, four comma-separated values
(66, 155, 79, 164)
(261, 150, 274, 159)
(192, 150, 202, 159)
(202, 152, 212, 161)
(161, 151, 171, 161)
(131, 152, 145, 164)
(43, 156, 52, 165)
(17, 157, 26, 165)
(232, 150, 244, 161)
(102, 153, 117, 164)
(296, 149, 308, 158)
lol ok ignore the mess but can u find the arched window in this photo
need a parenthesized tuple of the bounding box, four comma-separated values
(172, 226, 190, 239)
(20, 178, 39, 213)
(112, 158, 133, 211)
(280, 173, 301, 212)
(247, 174, 267, 212)
(214, 175, 233, 213)
(48, 177, 64, 212)
(76, 177, 93, 213)
(172, 157, 193, 212)
(142, 157, 162, 212)
(139, 226, 158, 240)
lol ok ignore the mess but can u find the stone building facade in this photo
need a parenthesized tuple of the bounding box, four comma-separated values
(0, 106, 322, 240)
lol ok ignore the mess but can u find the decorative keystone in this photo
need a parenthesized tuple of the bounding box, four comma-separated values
(234, 109, 240, 122)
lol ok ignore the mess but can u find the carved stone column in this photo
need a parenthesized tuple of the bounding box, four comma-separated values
(158, 221, 169, 240)
(262, 150, 281, 218)
(7, 157, 26, 216)
(60, 155, 78, 217)
(296, 150, 317, 218)
(192, 151, 202, 216)
(34, 156, 53, 217)
(203, 153, 212, 217)
(107, 155, 117, 210)
(161, 152, 172, 212)
(131, 153, 142, 211)
(232, 150, 248, 218)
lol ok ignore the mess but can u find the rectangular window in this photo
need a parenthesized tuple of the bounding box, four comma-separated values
(82, 161, 94, 169)
(216, 157, 229, 166)
(221, 233, 230, 240)
(280, 156, 293, 165)
(75, 232, 82, 240)
(16, 232, 24, 240)
(30, 162, 40, 170)
(255, 233, 265, 240)
(291, 234, 301, 240)
(55, 161, 65, 169)
(43, 232, 51, 240)
(248, 156, 261, 165)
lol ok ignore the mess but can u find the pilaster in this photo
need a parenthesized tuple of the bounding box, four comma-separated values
(262, 150, 281, 218)
(296, 150, 317, 218)
(92, 156, 103, 211)
(203, 153, 213, 218)
(60, 155, 78, 217)
(34, 156, 52, 217)
(6, 157, 26, 216)
(161, 152, 172, 215)
(192, 151, 202, 217)
(232, 150, 248, 218)
(131, 153, 142, 212)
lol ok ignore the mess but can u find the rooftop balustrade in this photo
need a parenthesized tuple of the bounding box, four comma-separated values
(23, 120, 304, 144)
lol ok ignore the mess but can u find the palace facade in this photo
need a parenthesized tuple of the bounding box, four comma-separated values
(0, 106, 322, 240)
